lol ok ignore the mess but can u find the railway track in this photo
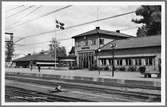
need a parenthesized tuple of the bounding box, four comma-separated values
(5, 75, 161, 102)
(5, 86, 92, 102)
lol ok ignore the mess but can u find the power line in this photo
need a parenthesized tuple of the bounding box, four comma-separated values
(15, 25, 138, 47)
(14, 30, 56, 43)
(66, 11, 135, 30)
(6, 6, 34, 19)
(7, 5, 72, 30)
(6, 5, 24, 12)
(8, 6, 42, 27)
(15, 37, 72, 46)
(15, 40, 50, 46)
(14, 11, 135, 43)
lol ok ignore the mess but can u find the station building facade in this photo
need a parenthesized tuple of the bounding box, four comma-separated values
(97, 35, 161, 71)
(12, 52, 76, 68)
(72, 27, 133, 69)
(72, 27, 161, 71)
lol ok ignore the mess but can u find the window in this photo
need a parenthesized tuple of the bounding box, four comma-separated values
(75, 42, 78, 47)
(85, 40, 88, 46)
(99, 38, 104, 45)
(81, 41, 85, 46)
(75, 42, 80, 47)
(135, 58, 142, 66)
(101, 59, 106, 66)
(145, 58, 153, 66)
(108, 59, 112, 65)
(117, 59, 122, 66)
(126, 58, 132, 66)
(92, 39, 96, 45)
(88, 40, 92, 45)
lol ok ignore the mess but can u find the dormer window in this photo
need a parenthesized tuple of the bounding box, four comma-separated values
(85, 40, 88, 46)
(75, 42, 80, 47)
(84, 36, 87, 39)
(92, 39, 96, 45)
(99, 38, 104, 45)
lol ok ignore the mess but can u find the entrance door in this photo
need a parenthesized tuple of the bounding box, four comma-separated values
(79, 52, 94, 69)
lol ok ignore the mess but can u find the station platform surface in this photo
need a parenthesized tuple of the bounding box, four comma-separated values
(5, 68, 160, 82)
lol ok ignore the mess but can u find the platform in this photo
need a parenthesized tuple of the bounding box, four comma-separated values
(5, 68, 161, 88)
(5, 68, 160, 81)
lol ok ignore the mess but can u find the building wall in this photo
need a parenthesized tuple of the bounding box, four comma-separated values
(98, 46, 160, 56)
(74, 34, 129, 68)
(97, 46, 161, 71)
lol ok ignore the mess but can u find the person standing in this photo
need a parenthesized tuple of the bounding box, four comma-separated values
(158, 59, 161, 78)
(30, 61, 33, 71)
(30, 64, 33, 71)
(38, 65, 41, 72)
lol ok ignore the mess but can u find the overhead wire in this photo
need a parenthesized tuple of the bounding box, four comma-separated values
(14, 11, 135, 44)
(15, 25, 138, 47)
(6, 6, 34, 19)
(15, 37, 72, 46)
(15, 40, 50, 46)
(9, 6, 42, 27)
(7, 5, 72, 30)
(6, 5, 24, 12)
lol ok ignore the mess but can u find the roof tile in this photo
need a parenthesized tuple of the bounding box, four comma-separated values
(72, 28, 133, 38)
(100, 35, 161, 50)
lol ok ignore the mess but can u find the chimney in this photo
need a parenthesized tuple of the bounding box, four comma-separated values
(116, 30, 120, 33)
(96, 27, 100, 30)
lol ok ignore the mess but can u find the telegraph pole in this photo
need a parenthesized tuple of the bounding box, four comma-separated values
(54, 19, 65, 70)
(110, 42, 116, 77)
(5, 32, 14, 63)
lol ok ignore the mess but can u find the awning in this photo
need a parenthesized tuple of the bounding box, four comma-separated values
(36, 62, 57, 65)
(59, 59, 76, 62)
(99, 54, 157, 59)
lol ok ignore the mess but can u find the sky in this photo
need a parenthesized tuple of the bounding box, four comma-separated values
(4, 3, 142, 58)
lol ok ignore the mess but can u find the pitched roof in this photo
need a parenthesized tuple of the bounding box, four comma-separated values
(100, 35, 161, 51)
(72, 27, 134, 38)
(13, 53, 54, 62)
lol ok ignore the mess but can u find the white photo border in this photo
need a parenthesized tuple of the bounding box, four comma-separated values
(1, 1, 165, 106)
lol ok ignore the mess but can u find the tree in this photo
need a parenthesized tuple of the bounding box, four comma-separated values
(49, 38, 67, 57)
(69, 46, 75, 56)
(132, 5, 161, 37)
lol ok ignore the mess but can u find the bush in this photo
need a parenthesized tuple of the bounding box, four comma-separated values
(137, 66, 146, 74)
(69, 65, 79, 70)
(118, 66, 126, 71)
(90, 66, 109, 71)
(104, 66, 109, 71)
(89, 66, 98, 71)
(128, 66, 137, 72)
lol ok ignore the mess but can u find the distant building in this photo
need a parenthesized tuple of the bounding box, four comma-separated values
(72, 27, 133, 69)
(12, 53, 55, 68)
(12, 52, 76, 68)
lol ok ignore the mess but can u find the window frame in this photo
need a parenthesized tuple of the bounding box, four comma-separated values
(99, 38, 104, 45)
(126, 58, 132, 66)
(92, 39, 96, 45)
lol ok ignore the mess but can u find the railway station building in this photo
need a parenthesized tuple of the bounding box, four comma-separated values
(97, 35, 161, 71)
(72, 27, 134, 69)
(12, 52, 76, 68)
(72, 27, 161, 71)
